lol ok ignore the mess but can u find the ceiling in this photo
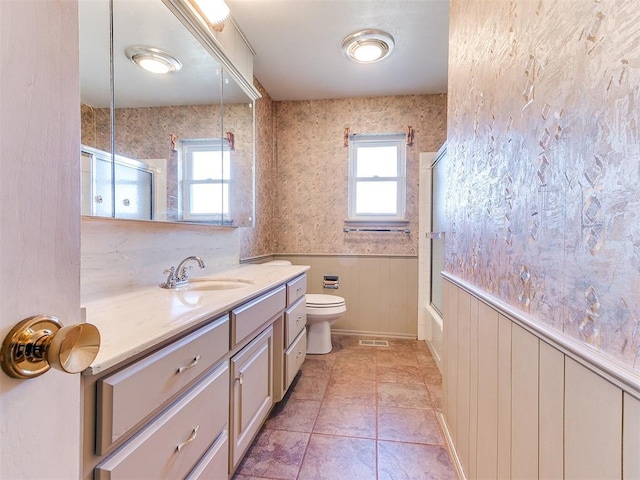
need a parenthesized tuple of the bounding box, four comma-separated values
(225, 0, 450, 101)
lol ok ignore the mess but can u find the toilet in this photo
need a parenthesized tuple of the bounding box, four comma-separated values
(305, 293, 346, 354)
(264, 260, 347, 354)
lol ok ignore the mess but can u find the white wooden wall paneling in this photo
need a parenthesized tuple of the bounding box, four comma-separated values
(456, 290, 471, 475)
(475, 300, 499, 479)
(564, 357, 622, 479)
(497, 314, 512, 479)
(538, 340, 564, 479)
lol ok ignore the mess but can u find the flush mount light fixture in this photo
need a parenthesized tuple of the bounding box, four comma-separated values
(342, 29, 395, 64)
(189, 0, 230, 32)
(126, 46, 182, 74)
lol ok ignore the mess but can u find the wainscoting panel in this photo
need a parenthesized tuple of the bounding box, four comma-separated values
(510, 324, 539, 479)
(468, 296, 479, 480)
(624, 393, 640, 479)
(475, 300, 499, 480)
(496, 315, 512, 479)
(441, 275, 638, 480)
(538, 341, 564, 479)
(564, 357, 622, 479)
(277, 255, 417, 337)
(444, 278, 459, 448)
(456, 291, 471, 475)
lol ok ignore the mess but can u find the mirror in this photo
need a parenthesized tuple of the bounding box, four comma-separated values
(79, 0, 255, 226)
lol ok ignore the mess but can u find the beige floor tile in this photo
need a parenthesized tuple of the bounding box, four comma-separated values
(377, 349, 419, 366)
(378, 382, 432, 409)
(377, 364, 424, 384)
(289, 372, 330, 401)
(265, 398, 321, 432)
(234, 428, 309, 480)
(298, 434, 376, 480)
(313, 400, 376, 438)
(378, 441, 457, 480)
(324, 377, 376, 405)
(378, 406, 444, 445)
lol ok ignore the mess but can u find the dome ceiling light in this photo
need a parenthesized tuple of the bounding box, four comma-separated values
(189, 0, 231, 32)
(126, 46, 182, 74)
(342, 29, 395, 64)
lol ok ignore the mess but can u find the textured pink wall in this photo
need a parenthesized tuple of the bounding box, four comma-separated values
(446, 0, 640, 368)
(273, 95, 447, 255)
(240, 80, 277, 258)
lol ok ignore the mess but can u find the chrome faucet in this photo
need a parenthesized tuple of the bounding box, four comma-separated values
(162, 256, 206, 289)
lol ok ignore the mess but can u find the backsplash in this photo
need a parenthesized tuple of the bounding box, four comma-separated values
(273, 94, 447, 255)
(81, 218, 239, 298)
(446, 0, 640, 369)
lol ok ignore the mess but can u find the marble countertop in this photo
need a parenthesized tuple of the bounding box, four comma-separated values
(82, 263, 309, 376)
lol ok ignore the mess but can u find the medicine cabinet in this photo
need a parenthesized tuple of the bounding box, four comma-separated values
(79, 0, 259, 226)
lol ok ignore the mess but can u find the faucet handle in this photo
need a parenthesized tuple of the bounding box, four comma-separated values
(161, 267, 176, 289)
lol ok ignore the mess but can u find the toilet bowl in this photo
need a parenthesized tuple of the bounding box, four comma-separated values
(305, 293, 346, 354)
(264, 260, 347, 354)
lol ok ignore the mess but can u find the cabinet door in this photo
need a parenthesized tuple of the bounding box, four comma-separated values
(230, 325, 274, 470)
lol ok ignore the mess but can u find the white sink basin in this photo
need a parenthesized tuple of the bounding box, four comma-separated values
(181, 278, 254, 291)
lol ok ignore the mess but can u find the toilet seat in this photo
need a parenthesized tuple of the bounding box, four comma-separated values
(306, 293, 345, 308)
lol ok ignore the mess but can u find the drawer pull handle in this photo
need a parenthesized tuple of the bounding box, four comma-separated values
(296, 351, 303, 359)
(296, 316, 302, 323)
(237, 372, 244, 385)
(176, 425, 199, 452)
(177, 355, 201, 374)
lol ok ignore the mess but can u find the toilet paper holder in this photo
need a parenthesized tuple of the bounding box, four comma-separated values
(323, 275, 339, 289)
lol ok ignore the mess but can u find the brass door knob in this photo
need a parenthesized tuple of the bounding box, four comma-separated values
(1, 315, 100, 379)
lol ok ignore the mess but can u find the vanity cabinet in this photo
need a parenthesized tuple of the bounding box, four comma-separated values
(82, 270, 308, 480)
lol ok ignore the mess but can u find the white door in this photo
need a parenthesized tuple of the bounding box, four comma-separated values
(0, 1, 82, 479)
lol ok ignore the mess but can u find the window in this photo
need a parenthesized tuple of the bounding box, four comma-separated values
(180, 138, 231, 224)
(348, 133, 407, 221)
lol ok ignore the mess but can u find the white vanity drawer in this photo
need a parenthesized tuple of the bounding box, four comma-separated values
(96, 315, 229, 454)
(95, 362, 229, 480)
(185, 430, 228, 480)
(232, 285, 285, 346)
(285, 297, 306, 346)
(286, 275, 307, 305)
(284, 329, 306, 390)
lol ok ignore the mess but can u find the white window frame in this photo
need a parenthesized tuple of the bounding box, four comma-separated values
(179, 138, 231, 224)
(347, 133, 407, 222)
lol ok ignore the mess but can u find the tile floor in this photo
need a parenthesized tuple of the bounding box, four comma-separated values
(232, 335, 456, 480)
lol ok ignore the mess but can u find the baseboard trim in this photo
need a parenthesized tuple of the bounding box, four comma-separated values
(436, 412, 466, 480)
(331, 329, 416, 340)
